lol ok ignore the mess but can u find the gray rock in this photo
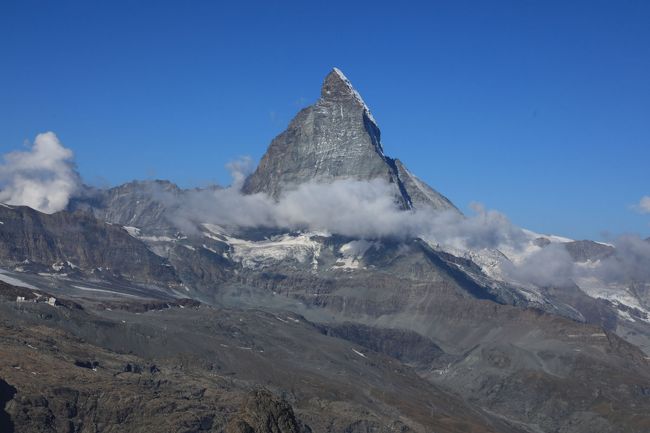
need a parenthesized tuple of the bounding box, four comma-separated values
(225, 390, 303, 433)
(563, 240, 615, 262)
(0, 204, 180, 288)
(70, 180, 188, 234)
(242, 68, 459, 213)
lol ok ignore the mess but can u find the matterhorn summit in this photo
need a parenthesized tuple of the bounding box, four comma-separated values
(242, 68, 459, 213)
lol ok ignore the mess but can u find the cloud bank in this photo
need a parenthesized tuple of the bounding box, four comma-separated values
(149, 177, 526, 250)
(147, 177, 650, 289)
(1, 132, 648, 291)
(0, 132, 80, 213)
(502, 243, 577, 288)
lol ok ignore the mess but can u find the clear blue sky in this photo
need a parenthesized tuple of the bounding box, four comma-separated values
(1, 0, 649, 240)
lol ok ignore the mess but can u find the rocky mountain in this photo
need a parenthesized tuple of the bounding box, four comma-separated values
(2, 68, 650, 433)
(242, 68, 459, 213)
(563, 240, 615, 262)
(0, 203, 180, 290)
(70, 180, 185, 234)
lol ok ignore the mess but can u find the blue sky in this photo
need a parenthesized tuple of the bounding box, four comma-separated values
(1, 0, 649, 240)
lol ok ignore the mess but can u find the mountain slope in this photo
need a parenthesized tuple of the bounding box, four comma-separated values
(70, 180, 185, 234)
(242, 68, 459, 213)
(0, 280, 526, 433)
(0, 203, 180, 289)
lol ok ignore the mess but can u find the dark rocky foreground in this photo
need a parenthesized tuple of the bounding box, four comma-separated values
(0, 281, 528, 433)
(1, 278, 650, 433)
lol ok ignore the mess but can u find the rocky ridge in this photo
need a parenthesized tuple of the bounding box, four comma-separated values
(242, 68, 458, 213)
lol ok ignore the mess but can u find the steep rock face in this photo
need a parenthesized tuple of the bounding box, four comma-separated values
(225, 390, 304, 433)
(242, 68, 459, 213)
(394, 160, 458, 211)
(564, 240, 615, 262)
(70, 180, 186, 234)
(0, 204, 179, 288)
(318, 322, 448, 369)
(0, 378, 16, 433)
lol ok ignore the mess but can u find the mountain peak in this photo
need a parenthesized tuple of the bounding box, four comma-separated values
(321, 68, 376, 124)
(321, 68, 353, 97)
(242, 69, 460, 215)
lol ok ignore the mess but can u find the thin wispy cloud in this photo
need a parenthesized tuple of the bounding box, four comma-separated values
(636, 196, 650, 214)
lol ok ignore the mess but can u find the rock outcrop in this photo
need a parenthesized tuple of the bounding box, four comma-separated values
(225, 390, 304, 433)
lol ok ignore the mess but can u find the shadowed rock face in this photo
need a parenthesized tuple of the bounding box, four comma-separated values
(242, 68, 459, 213)
(69, 180, 188, 234)
(225, 390, 304, 433)
(564, 240, 615, 262)
(317, 322, 448, 368)
(0, 204, 180, 288)
(0, 378, 17, 433)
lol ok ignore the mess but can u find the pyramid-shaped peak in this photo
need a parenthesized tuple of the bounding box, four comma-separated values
(242, 69, 460, 215)
(321, 68, 358, 98)
(321, 68, 376, 123)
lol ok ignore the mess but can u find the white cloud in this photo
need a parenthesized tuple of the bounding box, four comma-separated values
(502, 243, 575, 287)
(155, 172, 648, 289)
(145, 175, 528, 252)
(225, 156, 253, 189)
(0, 132, 80, 213)
(1, 136, 646, 291)
(637, 196, 650, 214)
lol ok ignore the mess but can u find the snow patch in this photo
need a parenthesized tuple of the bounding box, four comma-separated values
(616, 309, 636, 322)
(123, 226, 141, 237)
(202, 244, 217, 254)
(140, 235, 176, 242)
(575, 276, 650, 323)
(567, 333, 607, 338)
(0, 270, 40, 290)
(203, 232, 223, 241)
(202, 223, 229, 236)
(334, 240, 377, 270)
(332, 68, 378, 127)
(227, 233, 321, 270)
(71, 285, 140, 298)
